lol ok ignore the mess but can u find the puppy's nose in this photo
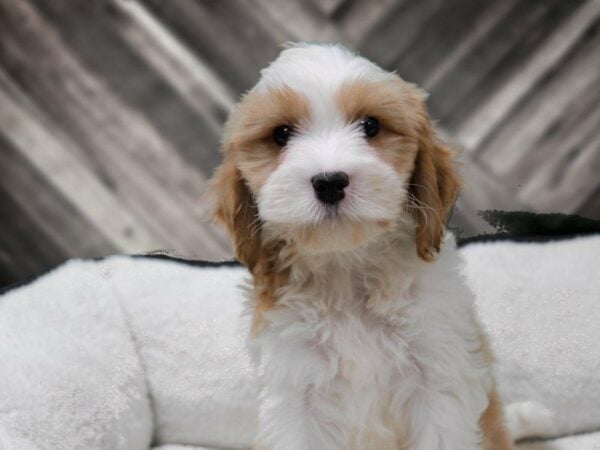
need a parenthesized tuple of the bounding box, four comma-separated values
(311, 172, 349, 205)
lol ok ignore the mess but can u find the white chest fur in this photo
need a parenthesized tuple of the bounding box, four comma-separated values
(252, 239, 494, 450)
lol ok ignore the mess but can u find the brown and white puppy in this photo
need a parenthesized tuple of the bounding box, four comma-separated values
(210, 43, 512, 450)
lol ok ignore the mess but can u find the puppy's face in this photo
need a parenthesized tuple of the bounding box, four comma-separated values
(211, 44, 459, 269)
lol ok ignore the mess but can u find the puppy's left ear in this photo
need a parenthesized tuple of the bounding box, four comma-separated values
(408, 106, 460, 261)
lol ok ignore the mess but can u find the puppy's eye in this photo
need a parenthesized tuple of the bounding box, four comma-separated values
(273, 125, 293, 147)
(360, 117, 380, 138)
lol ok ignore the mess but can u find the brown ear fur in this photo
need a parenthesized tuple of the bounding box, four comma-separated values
(211, 153, 262, 272)
(408, 118, 460, 261)
(210, 149, 288, 332)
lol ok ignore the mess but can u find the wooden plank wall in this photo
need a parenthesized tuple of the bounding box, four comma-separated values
(0, 0, 598, 287)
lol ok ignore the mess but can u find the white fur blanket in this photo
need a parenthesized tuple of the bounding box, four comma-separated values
(0, 235, 599, 449)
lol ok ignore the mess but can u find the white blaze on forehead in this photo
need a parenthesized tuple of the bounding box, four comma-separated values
(254, 44, 395, 127)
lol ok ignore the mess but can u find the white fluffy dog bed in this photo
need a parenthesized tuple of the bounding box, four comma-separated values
(1, 235, 599, 449)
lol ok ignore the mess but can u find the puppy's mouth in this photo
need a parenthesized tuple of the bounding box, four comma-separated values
(315, 200, 359, 225)
(322, 203, 342, 220)
(265, 203, 397, 255)
(317, 207, 395, 231)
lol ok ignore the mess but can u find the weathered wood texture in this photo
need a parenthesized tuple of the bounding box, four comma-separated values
(0, 0, 598, 287)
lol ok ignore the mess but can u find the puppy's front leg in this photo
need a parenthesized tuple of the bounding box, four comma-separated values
(255, 311, 351, 450)
(405, 388, 486, 450)
(257, 382, 348, 450)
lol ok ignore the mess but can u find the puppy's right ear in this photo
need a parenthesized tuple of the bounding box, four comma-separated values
(210, 149, 262, 272)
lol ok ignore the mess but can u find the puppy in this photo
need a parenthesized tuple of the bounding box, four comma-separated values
(210, 43, 513, 450)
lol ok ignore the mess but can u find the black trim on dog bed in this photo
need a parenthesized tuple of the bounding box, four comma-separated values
(2, 211, 599, 295)
(456, 211, 600, 247)
(132, 252, 241, 268)
(0, 272, 50, 297)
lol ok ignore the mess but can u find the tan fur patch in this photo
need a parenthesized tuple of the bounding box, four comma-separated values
(405, 90, 460, 261)
(477, 332, 513, 449)
(250, 239, 292, 336)
(337, 79, 460, 261)
(336, 78, 419, 138)
(480, 388, 514, 450)
(210, 156, 262, 271)
(226, 87, 311, 193)
(210, 86, 309, 329)
(375, 219, 394, 229)
(409, 135, 460, 261)
(229, 86, 311, 143)
(478, 330, 497, 366)
(336, 79, 419, 176)
(288, 221, 376, 254)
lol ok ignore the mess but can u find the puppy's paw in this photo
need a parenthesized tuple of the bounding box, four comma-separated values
(505, 401, 556, 441)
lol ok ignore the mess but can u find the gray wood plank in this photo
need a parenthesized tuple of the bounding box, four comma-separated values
(519, 118, 600, 214)
(359, 0, 445, 68)
(388, 0, 493, 84)
(111, 1, 235, 120)
(0, 187, 69, 288)
(336, 0, 399, 46)
(142, 0, 284, 92)
(29, 0, 224, 174)
(249, 0, 342, 43)
(0, 0, 598, 287)
(432, 0, 584, 131)
(478, 17, 600, 181)
(309, 0, 348, 18)
(0, 132, 117, 261)
(0, 70, 163, 253)
(578, 185, 600, 220)
(422, 1, 515, 91)
(0, 0, 230, 258)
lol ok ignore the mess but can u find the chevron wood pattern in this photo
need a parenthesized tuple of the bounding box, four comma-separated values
(0, 0, 598, 287)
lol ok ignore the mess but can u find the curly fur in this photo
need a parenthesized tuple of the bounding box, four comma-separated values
(211, 43, 512, 450)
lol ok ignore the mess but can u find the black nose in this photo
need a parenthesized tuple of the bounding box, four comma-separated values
(311, 172, 349, 205)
